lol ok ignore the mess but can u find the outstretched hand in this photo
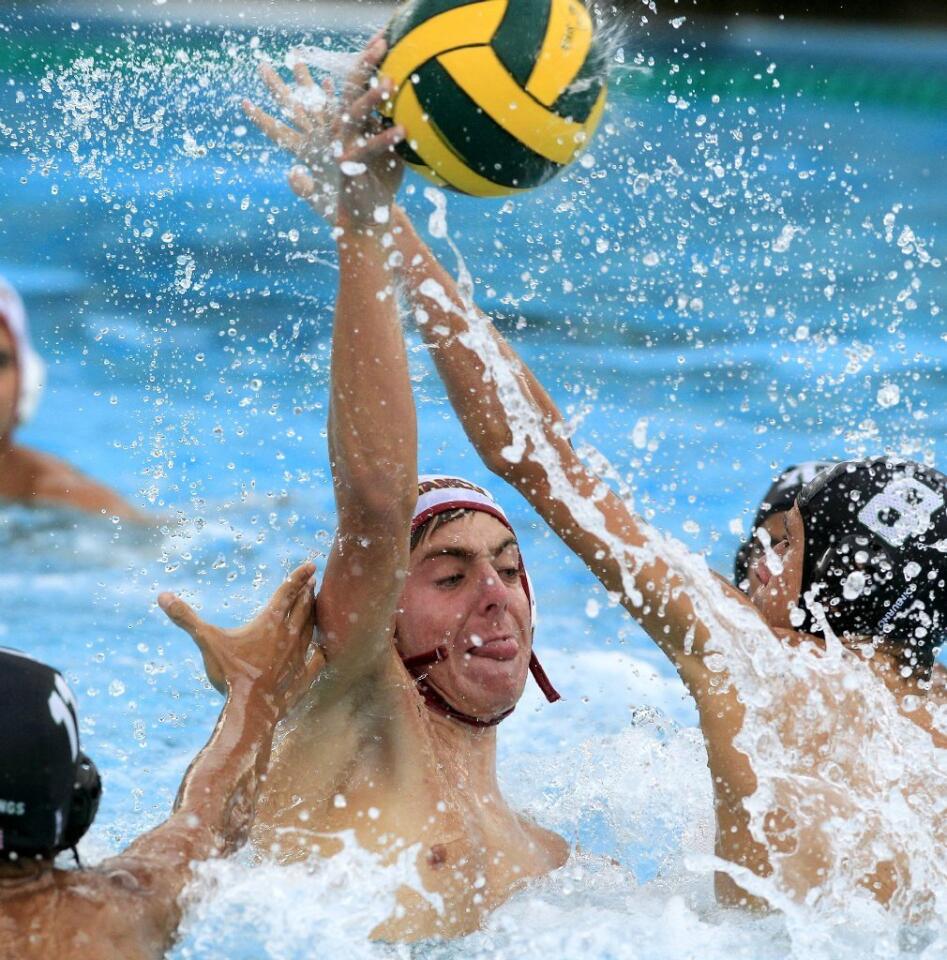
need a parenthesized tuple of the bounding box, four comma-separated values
(243, 36, 405, 229)
(159, 562, 323, 714)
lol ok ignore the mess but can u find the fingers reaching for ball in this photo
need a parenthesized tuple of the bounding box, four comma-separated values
(241, 98, 302, 155)
(341, 76, 394, 141)
(343, 124, 405, 168)
(292, 61, 316, 90)
(245, 33, 405, 228)
(255, 63, 312, 139)
(345, 36, 388, 103)
(259, 62, 296, 117)
(288, 166, 317, 202)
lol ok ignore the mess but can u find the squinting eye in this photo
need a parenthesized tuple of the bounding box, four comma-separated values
(499, 567, 520, 580)
(0, 353, 14, 371)
(436, 574, 463, 588)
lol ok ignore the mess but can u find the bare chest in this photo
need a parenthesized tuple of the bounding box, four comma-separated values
(258, 753, 564, 938)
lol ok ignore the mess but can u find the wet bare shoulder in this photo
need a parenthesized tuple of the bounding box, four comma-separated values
(0, 869, 165, 960)
(772, 626, 828, 654)
(930, 663, 947, 707)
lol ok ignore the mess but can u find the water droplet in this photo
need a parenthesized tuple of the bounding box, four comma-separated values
(877, 383, 900, 408)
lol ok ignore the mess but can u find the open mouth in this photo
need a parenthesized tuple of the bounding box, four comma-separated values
(466, 635, 519, 661)
(755, 558, 772, 587)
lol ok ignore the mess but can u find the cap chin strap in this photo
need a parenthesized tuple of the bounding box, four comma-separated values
(401, 645, 560, 729)
(527, 653, 560, 703)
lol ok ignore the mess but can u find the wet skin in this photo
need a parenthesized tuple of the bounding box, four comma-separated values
(242, 43, 567, 940)
(0, 325, 143, 519)
(248, 36, 945, 919)
(256, 512, 567, 941)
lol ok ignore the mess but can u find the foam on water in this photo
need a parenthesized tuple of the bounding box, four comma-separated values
(173, 834, 435, 959)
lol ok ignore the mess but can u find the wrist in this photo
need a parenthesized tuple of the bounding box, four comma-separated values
(334, 213, 373, 235)
(335, 203, 394, 237)
(225, 677, 281, 723)
(333, 217, 385, 252)
(334, 222, 396, 280)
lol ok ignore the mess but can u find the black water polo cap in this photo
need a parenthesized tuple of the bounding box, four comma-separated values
(0, 649, 98, 858)
(795, 458, 947, 673)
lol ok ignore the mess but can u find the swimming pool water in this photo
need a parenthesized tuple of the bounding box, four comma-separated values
(0, 4, 945, 958)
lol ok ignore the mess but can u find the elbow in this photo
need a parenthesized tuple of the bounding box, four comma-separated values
(473, 415, 518, 478)
(483, 448, 519, 484)
(336, 462, 417, 530)
(479, 429, 545, 488)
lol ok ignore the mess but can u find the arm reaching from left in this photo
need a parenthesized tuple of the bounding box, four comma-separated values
(95, 562, 319, 953)
(0, 446, 146, 521)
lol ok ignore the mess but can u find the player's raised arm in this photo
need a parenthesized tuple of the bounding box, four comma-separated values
(249, 41, 417, 688)
(241, 49, 738, 683)
(392, 209, 742, 679)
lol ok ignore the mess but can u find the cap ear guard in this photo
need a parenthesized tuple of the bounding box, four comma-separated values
(806, 534, 894, 622)
(0, 278, 45, 425)
(60, 752, 101, 853)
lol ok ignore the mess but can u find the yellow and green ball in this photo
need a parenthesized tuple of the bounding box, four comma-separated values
(379, 0, 608, 198)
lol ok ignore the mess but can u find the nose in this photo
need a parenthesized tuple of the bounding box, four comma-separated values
(474, 561, 509, 618)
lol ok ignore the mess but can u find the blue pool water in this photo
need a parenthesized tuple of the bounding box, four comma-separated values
(0, 4, 945, 958)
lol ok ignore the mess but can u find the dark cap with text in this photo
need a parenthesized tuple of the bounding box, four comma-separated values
(0, 649, 82, 857)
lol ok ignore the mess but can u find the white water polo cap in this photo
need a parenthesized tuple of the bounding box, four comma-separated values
(404, 475, 560, 726)
(413, 474, 537, 617)
(0, 276, 45, 424)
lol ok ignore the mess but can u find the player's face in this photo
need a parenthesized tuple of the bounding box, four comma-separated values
(0, 323, 19, 441)
(396, 511, 533, 722)
(748, 504, 806, 630)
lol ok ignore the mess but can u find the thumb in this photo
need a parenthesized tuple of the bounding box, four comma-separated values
(288, 166, 335, 220)
(158, 592, 204, 641)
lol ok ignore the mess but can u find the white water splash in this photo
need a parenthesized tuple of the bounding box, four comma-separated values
(175, 832, 434, 959)
(285, 46, 359, 80)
